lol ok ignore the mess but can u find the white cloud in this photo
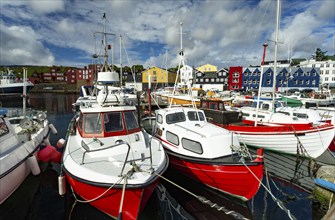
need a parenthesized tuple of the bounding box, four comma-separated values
(26, 0, 64, 14)
(0, 0, 334, 68)
(0, 22, 55, 65)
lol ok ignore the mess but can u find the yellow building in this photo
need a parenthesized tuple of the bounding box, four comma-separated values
(197, 64, 218, 73)
(142, 66, 177, 89)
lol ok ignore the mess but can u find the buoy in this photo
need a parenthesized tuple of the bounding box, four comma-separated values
(56, 138, 65, 149)
(58, 175, 66, 196)
(28, 155, 41, 175)
(37, 145, 62, 163)
(49, 123, 58, 135)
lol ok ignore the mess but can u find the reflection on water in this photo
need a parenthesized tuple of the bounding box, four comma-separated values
(0, 93, 331, 220)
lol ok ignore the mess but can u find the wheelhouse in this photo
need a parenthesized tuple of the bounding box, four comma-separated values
(77, 110, 141, 138)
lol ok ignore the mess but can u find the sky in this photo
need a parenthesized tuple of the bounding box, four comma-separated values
(0, 0, 334, 70)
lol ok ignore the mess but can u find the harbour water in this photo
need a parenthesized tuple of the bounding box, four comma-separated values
(0, 93, 332, 220)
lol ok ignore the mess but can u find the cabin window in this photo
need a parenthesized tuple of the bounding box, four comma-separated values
(218, 103, 225, 110)
(278, 111, 290, 116)
(166, 131, 179, 146)
(252, 114, 265, 118)
(124, 111, 139, 130)
(0, 118, 9, 137)
(209, 103, 217, 110)
(293, 113, 308, 119)
(182, 138, 203, 154)
(201, 102, 208, 108)
(104, 112, 123, 132)
(166, 112, 186, 124)
(262, 104, 270, 110)
(78, 113, 83, 131)
(157, 114, 163, 124)
(188, 111, 205, 121)
(84, 113, 102, 133)
(242, 113, 250, 117)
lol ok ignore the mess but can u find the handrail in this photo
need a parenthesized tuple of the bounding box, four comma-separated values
(81, 137, 157, 176)
(174, 123, 206, 138)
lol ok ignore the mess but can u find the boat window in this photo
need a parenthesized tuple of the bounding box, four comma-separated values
(157, 114, 163, 124)
(218, 103, 225, 111)
(201, 102, 207, 108)
(242, 113, 250, 117)
(0, 118, 9, 137)
(182, 138, 203, 154)
(166, 131, 179, 146)
(78, 113, 83, 131)
(84, 113, 102, 133)
(209, 103, 217, 110)
(124, 111, 139, 130)
(252, 114, 265, 118)
(188, 111, 205, 121)
(277, 111, 290, 116)
(293, 113, 308, 119)
(262, 104, 270, 110)
(104, 112, 124, 132)
(166, 112, 186, 124)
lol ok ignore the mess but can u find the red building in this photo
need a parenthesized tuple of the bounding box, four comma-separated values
(228, 66, 243, 90)
(66, 66, 96, 85)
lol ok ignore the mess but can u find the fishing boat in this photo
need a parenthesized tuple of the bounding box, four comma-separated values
(0, 69, 34, 94)
(153, 106, 264, 201)
(0, 108, 55, 204)
(61, 14, 168, 219)
(147, 22, 264, 201)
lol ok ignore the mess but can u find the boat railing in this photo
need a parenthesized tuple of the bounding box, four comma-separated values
(81, 139, 155, 176)
(174, 123, 206, 138)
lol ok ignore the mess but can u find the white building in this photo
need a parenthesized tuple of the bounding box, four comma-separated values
(299, 59, 335, 88)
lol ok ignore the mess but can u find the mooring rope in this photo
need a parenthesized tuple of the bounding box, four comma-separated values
(240, 161, 297, 220)
(70, 175, 126, 204)
(152, 171, 250, 220)
(118, 176, 128, 220)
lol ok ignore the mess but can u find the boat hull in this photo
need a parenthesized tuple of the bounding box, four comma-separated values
(166, 151, 264, 201)
(228, 123, 334, 158)
(65, 173, 159, 219)
(0, 83, 34, 94)
(0, 160, 32, 204)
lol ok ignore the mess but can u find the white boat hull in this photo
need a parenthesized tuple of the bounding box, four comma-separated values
(232, 126, 334, 158)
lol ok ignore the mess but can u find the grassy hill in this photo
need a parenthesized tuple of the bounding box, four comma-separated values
(0, 65, 74, 76)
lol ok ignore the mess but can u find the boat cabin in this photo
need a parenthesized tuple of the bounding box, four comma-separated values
(77, 107, 141, 138)
(200, 99, 243, 127)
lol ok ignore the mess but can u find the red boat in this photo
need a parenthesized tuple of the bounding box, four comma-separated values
(153, 107, 264, 201)
(61, 17, 168, 219)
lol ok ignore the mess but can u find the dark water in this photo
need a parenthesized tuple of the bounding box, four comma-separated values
(0, 93, 331, 220)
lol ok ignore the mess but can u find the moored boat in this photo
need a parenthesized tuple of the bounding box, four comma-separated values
(61, 15, 168, 219)
(227, 119, 334, 158)
(152, 106, 264, 201)
(0, 108, 55, 204)
(0, 69, 34, 94)
(148, 22, 264, 201)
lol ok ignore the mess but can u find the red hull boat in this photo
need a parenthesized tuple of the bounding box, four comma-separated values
(66, 174, 159, 219)
(153, 107, 264, 201)
(167, 149, 264, 201)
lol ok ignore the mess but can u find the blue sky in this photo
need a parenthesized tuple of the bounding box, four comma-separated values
(0, 0, 334, 69)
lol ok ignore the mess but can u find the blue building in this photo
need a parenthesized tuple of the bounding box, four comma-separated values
(242, 67, 320, 92)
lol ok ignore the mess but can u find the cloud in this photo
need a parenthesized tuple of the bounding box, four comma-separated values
(0, 22, 55, 65)
(0, 0, 334, 68)
(26, 0, 64, 14)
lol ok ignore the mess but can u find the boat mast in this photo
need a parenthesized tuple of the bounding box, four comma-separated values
(120, 35, 123, 86)
(272, 0, 281, 108)
(102, 13, 109, 72)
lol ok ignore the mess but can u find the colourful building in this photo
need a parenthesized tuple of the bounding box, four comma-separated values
(141, 66, 177, 90)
